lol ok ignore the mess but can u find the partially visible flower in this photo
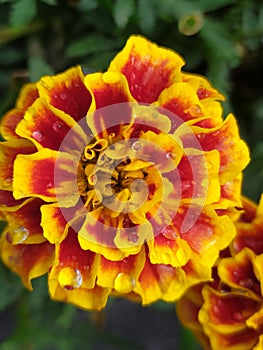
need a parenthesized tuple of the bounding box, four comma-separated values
(177, 195, 263, 350)
(0, 36, 249, 310)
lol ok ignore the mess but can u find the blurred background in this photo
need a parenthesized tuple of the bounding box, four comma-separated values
(0, 0, 262, 349)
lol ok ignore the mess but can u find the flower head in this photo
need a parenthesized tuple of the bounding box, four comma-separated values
(177, 195, 263, 350)
(0, 36, 249, 310)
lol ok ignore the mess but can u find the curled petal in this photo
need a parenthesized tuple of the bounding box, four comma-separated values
(147, 232, 191, 267)
(182, 72, 225, 101)
(3, 198, 46, 245)
(109, 35, 185, 103)
(13, 149, 78, 204)
(199, 286, 260, 334)
(37, 66, 91, 121)
(0, 236, 54, 290)
(16, 98, 87, 151)
(85, 72, 135, 137)
(0, 83, 39, 140)
(218, 248, 261, 296)
(192, 114, 250, 184)
(0, 139, 35, 191)
(48, 229, 110, 311)
(157, 82, 205, 130)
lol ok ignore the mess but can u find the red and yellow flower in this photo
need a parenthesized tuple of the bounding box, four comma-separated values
(0, 35, 249, 310)
(177, 195, 263, 350)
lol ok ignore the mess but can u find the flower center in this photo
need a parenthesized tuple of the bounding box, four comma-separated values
(78, 136, 154, 220)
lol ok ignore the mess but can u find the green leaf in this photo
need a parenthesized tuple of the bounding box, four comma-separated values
(28, 56, 54, 82)
(77, 0, 98, 11)
(40, 0, 58, 5)
(138, 0, 156, 34)
(66, 34, 118, 58)
(113, 0, 135, 29)
(10, 0, 37, 27)
(0, 262, 23, 310)
(200, 18, 240, 68)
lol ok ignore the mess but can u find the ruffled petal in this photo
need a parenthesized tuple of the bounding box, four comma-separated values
(218, 248, 261, 296)
(199, 286, 260, 334)
(0, 235, 54, 290)
(0, 83, 39, 140)
(85, 71, 135, 138)
(156, 82, 205, 130)
(182, 72, 225, 101)
(16, 98, 87, 151)
(0, 139, 35, 190)
(176, 205, 236, 264)
(37, 66, 91, 121)
(147, 232, 191, 267)
(192, 114, 250, 184)
(108, 35, 185, 103)
(3, 198, 46, 245)
(97, 247, 145, 294)
(48, 229, 110, 311)
(13, 149, 79, 204)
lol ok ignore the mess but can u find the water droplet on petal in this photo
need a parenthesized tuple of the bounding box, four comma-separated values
(128, 232, 139, 243)
(2, 177, 13, 188)
(114, 273, 135, 293)
(13, 189, 25, 199)
(59, 267, 83, 290)
(11, 226, 29, 244)
(166, 151, 176, 160)
(32, 130, 44, 142)
(52, 121, 64, 132)
(131, 141, 142, 151)
(60, 93, 67, 100)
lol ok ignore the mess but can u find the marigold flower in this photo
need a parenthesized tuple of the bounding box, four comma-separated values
(0, 35, 249, 310)
(177, 195, 263, 350)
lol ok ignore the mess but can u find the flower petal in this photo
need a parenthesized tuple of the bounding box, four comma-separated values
(0, 236, 54, 290)
(156, 82, 205, 130)
(78, 208, 128, 261)
(192, 114, 250, 184)
(37, 66, 91, 121)
(0, 139, 35, 191)
(16, 98, 87, 151)
(13, 149, 79, 204)
(97, 247, 145, 294)
(48, 228, 110, 311)
(108, 35, 185, 103)
(199, 286, 260, 334)
(218, 248, 261, 296)
(176, 205, 235, 264)
(147, 232, 191, 267)
(3, 198, 46, 245)
(182, 72, 225, 101)
(85, 72, 135, 137)
(0, 83, 39, 140)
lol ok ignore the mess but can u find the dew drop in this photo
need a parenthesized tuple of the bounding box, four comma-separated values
(60, 93, 67, 100)
(13, 189, 25, 199)
(233, 312, 243, 321)
(166, 151, 176, 160)
(46, 182, 53, 189)
(131, 141, 142, 151)
(114, 273, 135, 293)
(2, 177, 13, 188)
(59, 267, 83, 290)
(52, 121, 64, 132)
(32, 130, 44, 142)
(128, 232, 139, 243)
(11, 226, 29, 244)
